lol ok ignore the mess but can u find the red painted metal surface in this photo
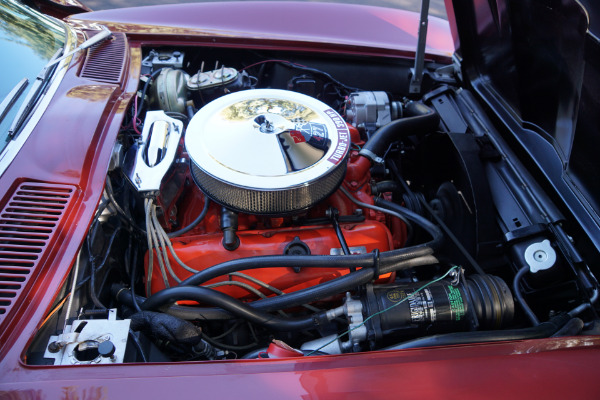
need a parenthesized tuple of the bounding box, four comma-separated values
(0, 182, 76, 323)
(0, 29, 140, 389)
(29, 0, 91, 19)
(68, 2, 454, 61)
(1, 337, 599, 399)
(0, 70, 132, 349)
(148, 220, 394, 298)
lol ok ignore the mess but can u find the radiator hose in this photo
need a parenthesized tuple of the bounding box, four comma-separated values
(359, 101, 439, 163)
(140, 286, 321, 331)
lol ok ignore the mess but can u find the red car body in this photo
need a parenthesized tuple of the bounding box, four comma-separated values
(0, 1, 599, 398)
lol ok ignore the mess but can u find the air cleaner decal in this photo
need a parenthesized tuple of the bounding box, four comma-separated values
(289, 130, 307, 143)
(324, 109, 349, 164)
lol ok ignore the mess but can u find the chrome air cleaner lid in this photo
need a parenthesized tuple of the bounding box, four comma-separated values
(185, 89, 350, 215)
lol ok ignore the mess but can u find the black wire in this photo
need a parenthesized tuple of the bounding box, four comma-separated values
(87, 219, 107, 310)
(88, 270, 105, 309)
(87, 219, 122, 310)
(128, 329, 148, 362)
(40, 275, 92, 330)
(246, 321, 259, 344)
(212, 320, 243, 340)
(275, 61, 362, 93)
(373, 198, 441, 250)
(513, 266, 541, 326)
(388, 160, 486, 276)
(136, 68, 164, 118)
(76, 275, 91, 290)
(168, 195, 210, 238)
(330, 208, 351, 256)
(105, 176, 146, 235)
(130, 243, 142, 313)
(97, 262, 117, 302)
(245, 60, 362, 94)
(124, 233, 132, 279)
(201, 333, 258, 351)
(95, 225, 123, 273)
(165, 111, 189, 124)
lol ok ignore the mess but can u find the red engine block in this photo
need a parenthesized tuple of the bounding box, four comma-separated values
(145, 132, 405, 301)
(147, 218, 394, 299)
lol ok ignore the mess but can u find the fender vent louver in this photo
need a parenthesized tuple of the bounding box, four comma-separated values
(0, 182, 76, 323)
(80, 31, 127, 84)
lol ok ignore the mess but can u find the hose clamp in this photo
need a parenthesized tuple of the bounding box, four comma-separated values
(372, 249, 381, 278)
(449, 266, 463, 287)
(358, 148, 383, 164)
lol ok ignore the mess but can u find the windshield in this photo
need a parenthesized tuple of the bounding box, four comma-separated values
(0, 0, 66, 151)
(83, 0, 447, 19)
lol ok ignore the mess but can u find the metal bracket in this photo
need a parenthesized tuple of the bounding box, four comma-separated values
(44, 309, 130, 365)
(409, 0, 431, 94)
(123, 111, 184, 193)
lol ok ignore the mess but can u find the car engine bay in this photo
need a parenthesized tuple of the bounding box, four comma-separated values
(27, 45, 600, 364)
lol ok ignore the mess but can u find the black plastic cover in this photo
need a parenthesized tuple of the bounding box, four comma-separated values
(446, 0, 600, 251)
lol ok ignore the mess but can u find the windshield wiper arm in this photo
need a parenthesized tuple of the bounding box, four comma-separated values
(0, 78, 29, 125)
(7, 27, 113, 139)
(46, 27, 113, 68)
(7, 49, 63, 138)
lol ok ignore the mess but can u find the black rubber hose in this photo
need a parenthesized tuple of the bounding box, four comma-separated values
(180, 255, 367, 287)
(168, 195, 210, 238)
(252, 267, 375, 312)
(130, 244, 142, 313)
(128, 329, 148, 362)
(117, 270, 374, 317)
(339, 186, 415, 245)
(179, 244, 435, 287)
(359, 101, 439, 162)
(130, 310, 203, 347)
(513, 266, 541, 326)
(331, 212, 351, 256)
(105, 177, 146, 235)
(87, 218, 122, 310)
(551, 318, 584, 337)
(201, 333, 257, 351)
(136, 68, 164, 118)
(124, 255, 437, 321)
(374, 198, 443, 249)
(115, 287, 234, 320)
(385, 314, 571, 350)
(252, 254, 437, 312)
(168, 304, 232, 320)
(371, 180, 403, 197)
(141, 286, 320, 331)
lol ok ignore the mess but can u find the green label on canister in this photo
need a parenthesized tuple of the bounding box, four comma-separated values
(447, 285, 466, 321)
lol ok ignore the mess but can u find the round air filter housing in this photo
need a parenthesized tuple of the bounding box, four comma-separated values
(185, 89, 350, 215)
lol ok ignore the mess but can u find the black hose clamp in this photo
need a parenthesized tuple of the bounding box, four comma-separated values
(372, 249, 381, 279)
